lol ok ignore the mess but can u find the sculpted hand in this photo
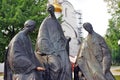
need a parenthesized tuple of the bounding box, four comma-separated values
(36, 67, 45, 71)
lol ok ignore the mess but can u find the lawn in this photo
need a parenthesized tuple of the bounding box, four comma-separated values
(115, 75, 120, 80)
(114, 67, 120, 80)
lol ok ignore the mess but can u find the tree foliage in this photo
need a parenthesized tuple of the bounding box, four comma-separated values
(104, 0, 120, 64)
(0, 0, 48, 62)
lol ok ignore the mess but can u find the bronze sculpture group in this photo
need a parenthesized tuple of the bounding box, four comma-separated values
(4, 4, 115, 80)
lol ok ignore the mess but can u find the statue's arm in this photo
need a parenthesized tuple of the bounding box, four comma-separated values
(13, 40, 37, 73)
(76, 42, 86, 65)
(100, 38, 112, 74)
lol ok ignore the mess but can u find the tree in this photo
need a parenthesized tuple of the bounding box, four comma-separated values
(104, 0, 120, 64)
(0, 0, 48, 62)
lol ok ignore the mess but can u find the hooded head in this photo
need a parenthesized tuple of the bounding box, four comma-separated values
(83, 22, 94, 34)
(47, 4, 55, 17)
(24, 20, 36, 33)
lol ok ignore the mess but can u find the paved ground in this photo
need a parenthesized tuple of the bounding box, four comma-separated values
(0, 76, 3, 80)
(111, 66, 120, 76)
(0, 66, 119, 80)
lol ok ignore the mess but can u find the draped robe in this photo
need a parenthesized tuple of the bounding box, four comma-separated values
(4, 31, 43, 80)
(76, 32, 115, 80)
(35, 16, 72, 80)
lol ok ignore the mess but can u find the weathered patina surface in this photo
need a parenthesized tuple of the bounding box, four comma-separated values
(35, 4, 72, 80)
(4, 20, 44, 80)
(75, 22, 115, 80)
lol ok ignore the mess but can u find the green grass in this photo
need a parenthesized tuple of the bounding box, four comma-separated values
(114, 68, 120, 80)
(115, 75, 120, 80)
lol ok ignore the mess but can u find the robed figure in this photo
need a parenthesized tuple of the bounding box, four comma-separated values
(75, 22, 115, 80)
(35, 4, 72, 80)
(4, 20, 45, 80)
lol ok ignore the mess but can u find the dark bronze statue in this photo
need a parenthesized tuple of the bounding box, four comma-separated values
(75, 22, 115, 80)
(4, 20, 45, 80)
(35, 4, 72, 80)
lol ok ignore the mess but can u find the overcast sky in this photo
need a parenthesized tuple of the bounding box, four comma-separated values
(68, 0, 111, 37)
